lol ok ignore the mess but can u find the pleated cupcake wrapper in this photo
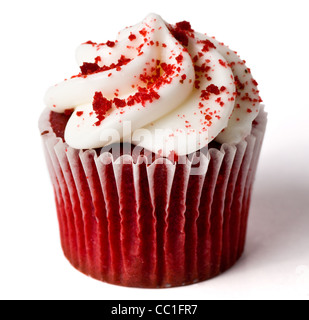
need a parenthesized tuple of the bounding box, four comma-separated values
(39, 108, 267, 288)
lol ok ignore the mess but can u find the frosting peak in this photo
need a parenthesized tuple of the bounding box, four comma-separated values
(45, 14, 262, 156)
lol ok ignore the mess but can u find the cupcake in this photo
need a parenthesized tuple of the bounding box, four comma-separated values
(39, 13, 267, 288)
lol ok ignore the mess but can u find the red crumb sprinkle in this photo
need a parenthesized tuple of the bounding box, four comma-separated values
(84, 41, 97, 45)
(252, 79, 259, 86)
(92, 92, 113, 126)
(176, 54, 184, 64)
(77, 55, 132, 77)
(172, 30, 189, 46)
(200, 39, 216, 52)
(76, 111, 84, 117)
(94, 56, 102, 64)
(200, 84, 221, 101)
(247, 108, 253, 113)
(129, 34, 137, 41)
(169, 21, 194, 47)
(176, 21, 193, 32)
(106, 41, 116, 48)
(219, 59, 227, 67)
(194, 64, 211, 74)
(80, 62, 100, 75)
(84, 40, 116, 48)
(180, 74, 187, 84)
(220, 86, 226, 92)
(206, 84, 221, 95)
(195, 80, 201, 89)
(126, 87, 160, 107)
(139, 29, 148, 37)
(114, 98, 127, 108)
(235, 76, 245, 91)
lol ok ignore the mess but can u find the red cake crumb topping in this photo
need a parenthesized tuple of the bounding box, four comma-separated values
(80, 62, 100, 75)
(200, 84, 222, 102)
(106, 41, 116, 48)
(77, 55, 132, 77)
(114, 98, 127, 108)
(84, 40, 116, 48)
(139, 29, 148, 37)
(169, 21, 194, 47)
(175, 21, 193, 32)
(195, 80, 201, 89)
(76, 111, 84, 117)
(94, 56, 102, 64)
(180, 74, 187, 84)
(127, 87, 160, 107)
(219, 59, 227, 67)
(176, 54, 184, 64)
(235, 76, 245, 91)
(252, 79, 258, 86)
(93, 92, 113, 126)
(200, 39, 217, 52)
(129, 34, 137, 41)
(206, 84, 221, 95)
(84, 40, 97, 45)
(194, 64, 211, 74)
(172, 30, 189, 47)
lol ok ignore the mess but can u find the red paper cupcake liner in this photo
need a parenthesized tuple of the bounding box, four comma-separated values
(39, 108, 267, 288)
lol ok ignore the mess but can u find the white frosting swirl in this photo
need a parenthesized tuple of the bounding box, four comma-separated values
(45, 14, 261, 156)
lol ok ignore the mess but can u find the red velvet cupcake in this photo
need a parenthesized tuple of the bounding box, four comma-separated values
(39, 14, 267, 288)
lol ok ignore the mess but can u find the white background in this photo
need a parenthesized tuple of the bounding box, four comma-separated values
(0, 0, 308, 300)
